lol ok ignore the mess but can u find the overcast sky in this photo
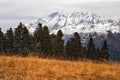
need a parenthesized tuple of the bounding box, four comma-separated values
(0, 0, 120, 30)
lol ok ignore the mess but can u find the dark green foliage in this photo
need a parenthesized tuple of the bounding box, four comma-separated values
(100, 40, 109, 60)
(87, 37, 97, 59)
(29, 35, 34, 52)
(34, 23, 43, 43)
(83, 47, 87, 58)
(41, 26, 52, 55)
(0, 28, 5, 52)
(65, 32, 84, 59)
(0, 22, 110, 61)
(34, 23, 43, 53)
(50, 34, 56, 54)
(34, 24, 52, 57)
(14, 22, 23, 53)
(52, 30, 64, 56)
(96, 47, 101, 60)
(65, 38, 74, 59)
(5, 28, 14, 53)
(21, 26, 32, 56)
(73, 32, 84, 58)
(14, 23, 32, 56)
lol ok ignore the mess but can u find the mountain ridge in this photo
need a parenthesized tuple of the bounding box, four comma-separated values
(27, 12, 120, 34)
(26, 12, 120, 60)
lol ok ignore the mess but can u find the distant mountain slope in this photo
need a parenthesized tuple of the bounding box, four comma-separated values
(27, 12, 120, 34)
(27, 12, 120, 60)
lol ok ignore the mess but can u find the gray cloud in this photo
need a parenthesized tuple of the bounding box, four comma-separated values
(0, 0, 120, 29)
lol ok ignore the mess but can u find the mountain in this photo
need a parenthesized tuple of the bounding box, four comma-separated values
(27, 12, 120, 60)
(27, 12, 120, 34)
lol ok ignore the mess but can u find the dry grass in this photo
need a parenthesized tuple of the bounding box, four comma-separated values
(0, 55, 120, 80)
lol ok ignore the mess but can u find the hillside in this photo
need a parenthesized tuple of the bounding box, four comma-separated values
(0, 56, 120, 80)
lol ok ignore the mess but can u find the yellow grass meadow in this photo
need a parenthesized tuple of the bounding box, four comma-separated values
(0, 55, 120, 80)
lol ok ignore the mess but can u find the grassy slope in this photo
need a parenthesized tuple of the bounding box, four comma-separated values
(0, 56, 120, 80)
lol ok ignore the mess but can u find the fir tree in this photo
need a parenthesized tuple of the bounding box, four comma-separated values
(0, 28, 5, 52)
(73, 32, 84, 59)
(83, 47, 87, 58)
(65, 39, 74, 59)
(96, 47, 101, 60)
(14, 22, 23, 53)
(41, 26, 51, 56)
(34, 23, 43, 53)
(100, 40, 109, 60)
(50, 33, 56, 55)
(65, 32, 84, 59)
(34, 23, 43, 43)
(5, 28, 14, 53)
(21, 26, 32, 56)
(53, 30, 64, 56)
(87, 37, 97, 59)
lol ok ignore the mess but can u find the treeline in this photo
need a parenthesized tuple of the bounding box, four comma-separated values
(0, 23, 110, 60)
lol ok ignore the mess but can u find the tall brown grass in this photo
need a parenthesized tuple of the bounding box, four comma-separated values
(0, 55, 120, 80)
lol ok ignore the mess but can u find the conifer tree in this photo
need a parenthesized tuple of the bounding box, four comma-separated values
(50, 33, 56, 55)
(0, 28, 5, 52)
(87, 37, 97, 59)
(21, 26, 32, 55)
(53, 30, 64, 56)
(65, 39, 74, 59)
(100, 40, 109, 60)
(34, 23, 43, 53)
(5, 28, 14, 53)
(96, 47, 101, 60)
(41, 26, 51, 56)
(34, 23, 43, 43)
(83, 47, 87, 58)
(73, 32, 84, 59)
(14, 22, 23, 53)
(65, 32, 84, 59)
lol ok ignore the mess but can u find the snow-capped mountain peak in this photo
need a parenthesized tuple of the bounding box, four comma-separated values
(49, 12, 59, 18)
(27, 12, 120, 60)
(27, 12, 120, 34)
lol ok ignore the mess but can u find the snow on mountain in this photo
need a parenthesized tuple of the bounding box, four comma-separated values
(27, 12, 120, 34)
(27, 12, 120, 60)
